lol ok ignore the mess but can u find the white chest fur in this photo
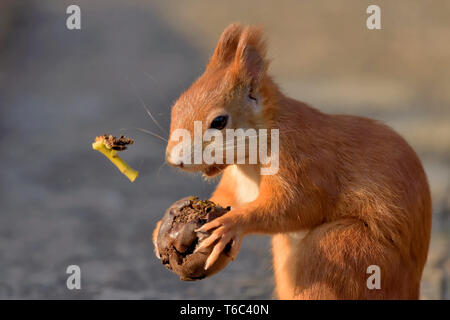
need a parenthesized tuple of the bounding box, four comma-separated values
(288, 230, 310, 242)
(230, 165, 260, 205)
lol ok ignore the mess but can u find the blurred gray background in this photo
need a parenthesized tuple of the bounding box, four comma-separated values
(0, 0, 448, 299)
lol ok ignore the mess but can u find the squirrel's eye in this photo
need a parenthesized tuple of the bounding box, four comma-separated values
(210, 115, 228, 130)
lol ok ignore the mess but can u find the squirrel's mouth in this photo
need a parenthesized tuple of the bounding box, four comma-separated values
(202, 164, 227, 178)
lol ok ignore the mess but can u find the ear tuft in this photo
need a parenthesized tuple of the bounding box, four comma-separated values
(234, 26, 268, 88)
(208, 23, 244, 68)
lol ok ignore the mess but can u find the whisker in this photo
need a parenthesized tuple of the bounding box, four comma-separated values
(120, 127, 168, 142)
(143, 103, 167, 135)
(156, 161, 167, 178)
(125, 76, 168, 135)
(143, 72, 160, 86)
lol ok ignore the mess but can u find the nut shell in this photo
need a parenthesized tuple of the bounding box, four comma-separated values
(156, 197, 232, 281)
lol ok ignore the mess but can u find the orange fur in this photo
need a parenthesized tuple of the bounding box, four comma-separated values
(157, 24, 432, 299)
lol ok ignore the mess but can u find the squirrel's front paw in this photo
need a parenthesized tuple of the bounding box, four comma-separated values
(195, 214, 243, 270)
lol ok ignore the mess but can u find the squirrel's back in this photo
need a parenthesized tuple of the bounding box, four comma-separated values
(275, 97, 432, 279)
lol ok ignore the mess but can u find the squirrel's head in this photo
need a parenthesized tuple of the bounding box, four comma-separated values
(166, 24, 272, 178)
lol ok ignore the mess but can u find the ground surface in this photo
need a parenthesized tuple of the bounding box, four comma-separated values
(0, 0, 448, 299)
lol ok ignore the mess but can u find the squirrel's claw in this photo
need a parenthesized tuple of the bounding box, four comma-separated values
(195, 219, 221, 233)
(196, 215, 243, 270)
(194, 226, 224, 253)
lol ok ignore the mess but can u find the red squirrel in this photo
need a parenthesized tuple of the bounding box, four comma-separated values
(153, 23, 432, 299)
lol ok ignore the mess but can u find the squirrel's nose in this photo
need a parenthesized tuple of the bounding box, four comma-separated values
(166, 149, 184, 168)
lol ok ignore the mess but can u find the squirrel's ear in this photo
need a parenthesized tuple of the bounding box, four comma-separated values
(208, 23, 244, 67)
(234, 26, 267, 89)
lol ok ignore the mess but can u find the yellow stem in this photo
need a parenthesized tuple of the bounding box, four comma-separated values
(92, 140, 139, 182)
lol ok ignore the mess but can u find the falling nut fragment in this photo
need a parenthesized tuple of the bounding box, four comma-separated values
(92, 134, 139, 182)
(102, 134, 134, 151)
